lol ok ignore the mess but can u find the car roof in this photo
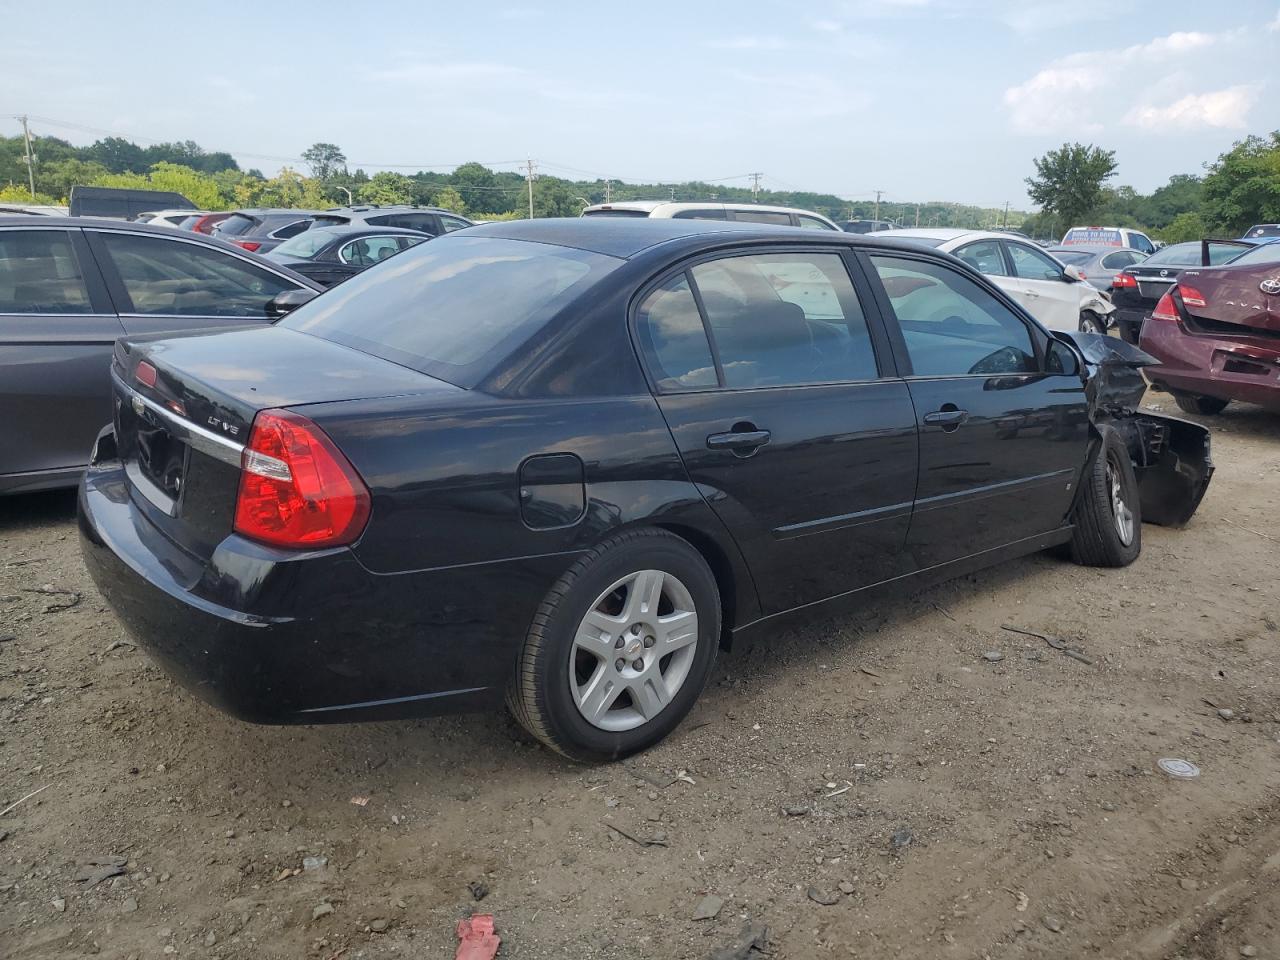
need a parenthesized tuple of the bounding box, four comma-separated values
(1046, 244, 1126, 254)
(873, 228, 993, 242)
(321, 204, 461, 216)
(227, 208, 324, 217)
(464, 216, 936, 260)
(140, 208, 209, 218)
(582, 200, 832, 218)
(299, 224, 430, 238)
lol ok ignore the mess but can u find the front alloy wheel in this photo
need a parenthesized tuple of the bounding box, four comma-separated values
(1106, 454, 1135, 547)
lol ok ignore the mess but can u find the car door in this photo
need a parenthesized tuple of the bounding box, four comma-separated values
(85, 229, 309, 337)
(634, 248, 919, 615)
(863, 251, 1090, 570)
(1004, 241, 1080, 330)
(0, 226, 122, 483)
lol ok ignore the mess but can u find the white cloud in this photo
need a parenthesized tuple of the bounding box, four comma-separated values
(1124, 86, 1259, 130)
(1269, 8, 1280, 31)
(707, 35, 788, 50)
(1003, 29, 1246, 134)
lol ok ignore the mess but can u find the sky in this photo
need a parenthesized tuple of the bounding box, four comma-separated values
(3, 0, 1279, 209)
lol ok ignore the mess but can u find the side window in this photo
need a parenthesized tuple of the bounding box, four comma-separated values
(634, 274, 717, 392)
(0, 230, 92, 313)
(796, 215, 835, 230)
(98, 233, 297, 317)
(729, 210, 792, 226)
(339, 236, 405, 266)
(438, 216, 470, 233)
(691, 253, 878, 387)
(272, 219, 312, 239)
(953, 240, 1008, 277)
(388, 213, 442, 234)
(869, 255, 1038, 378)
(1101, 251, 1135, 270)
(396, 235, 427, 251)
(1130, 234, 1154, 254)
(365, 215, 396, 227)
(1008, 243, 1064, 281)
(671, 209, 727, 220)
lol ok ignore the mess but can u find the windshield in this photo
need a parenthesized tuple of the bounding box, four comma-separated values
(271, 229, 336, 259)
(281, 235, 621, 387)
(1228, 242, 1280, 267)
(1243, 224, 1280, 239)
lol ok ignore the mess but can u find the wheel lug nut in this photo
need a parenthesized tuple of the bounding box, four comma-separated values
(615, 659, 625, 671)
(632, 659, 644, 670)
(614, 637, 625, 649)
(643, 635, 655, 647)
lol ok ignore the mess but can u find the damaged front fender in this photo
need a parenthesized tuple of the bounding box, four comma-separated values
(1061, 331, 1214, 527)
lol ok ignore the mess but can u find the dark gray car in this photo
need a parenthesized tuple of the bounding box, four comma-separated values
(0, 216, 321, 494)
(1044, 245, 1148, 291)
(212, 208, 324, 254)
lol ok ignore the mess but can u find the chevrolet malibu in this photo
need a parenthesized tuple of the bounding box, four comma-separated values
(79, 219, 1212, 762)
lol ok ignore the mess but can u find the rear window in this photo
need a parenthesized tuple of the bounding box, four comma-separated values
(1049, 250, 1092, 266)
(1244, 224, 1280, 239)
(281, 236, 621, 387)
(271, 229, 336, 258)
(1143, 243, 1200, 266)
(1063, 228, 1121, 246)
(215, 213, 258, 236)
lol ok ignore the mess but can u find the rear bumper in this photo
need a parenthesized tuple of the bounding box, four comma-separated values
(1140, 320, 1280, 411)
(78, 453, 566, 724)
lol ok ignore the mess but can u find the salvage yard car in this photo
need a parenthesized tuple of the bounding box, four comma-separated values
(0, 216, 321, 494)
(1139, 240, 1280, 414)
(265, 224, 429, 286)
(582, 200, 840, 230)
(78, 219, 1213, 762)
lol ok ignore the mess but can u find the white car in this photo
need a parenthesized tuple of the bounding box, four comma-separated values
(135, 209, 206, 228)
(1060, 226, 1155, 256)
(582, 200, 840, 231)
(872, 228, 1116, 332)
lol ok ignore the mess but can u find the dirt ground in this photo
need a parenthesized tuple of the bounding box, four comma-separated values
(1, 397, 1278, 960)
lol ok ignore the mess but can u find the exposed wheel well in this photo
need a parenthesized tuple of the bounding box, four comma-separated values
(653, 522, 741, 649)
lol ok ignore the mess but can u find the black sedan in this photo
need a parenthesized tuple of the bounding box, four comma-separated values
(1110, 239, 1253, 343)
(78, 219, 1212, 762)
(0, 216, 320, 495)
(265, 225, 430, 287)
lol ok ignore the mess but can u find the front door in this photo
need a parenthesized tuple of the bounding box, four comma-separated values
(1004, 241, 1081, 331)
(863, 251, 1091, 570)
(634, 249, 919, 616)
(0, 227, 123, 483)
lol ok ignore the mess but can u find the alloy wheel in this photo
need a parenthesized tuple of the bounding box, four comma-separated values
(568, 569, 699, 732)
(1107, 455, 1135, 546)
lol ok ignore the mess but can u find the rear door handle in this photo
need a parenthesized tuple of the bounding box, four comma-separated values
(706, 429, 771, 453)
(923, 408, 968, 430)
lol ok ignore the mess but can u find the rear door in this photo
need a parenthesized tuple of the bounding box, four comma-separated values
(0, 226, 121, 481)
(1004, 241, 1080, 330)
(85, 229, 309, 337)
(635, 247, 919, 615)
(863, 251, 1090, 569)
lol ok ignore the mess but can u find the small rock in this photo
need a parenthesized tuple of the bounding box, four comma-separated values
(155, 764, 166, 774)
(122, 896, 138, 912)
(1179, 877, 1198, 891)
(982, 651, 1004, 662)
(312, 903, 334, 922)
(281, 799, 292, 808)
(159, 873, 170, 883)
(1218, 709, 1235, 722)
(1101, 802, 1117, 812)
(224, 830, 236, 839)
(807, 886, 840, 906)
(163, 947, 176, 955)
(52, 898, 66, 912)
(203, 931, 217, 947)
(838, 881, 856, 894)
(890, 827, 914, 851)
(692, 895, 724, 921)
(370, 918, 389, 933)
(605, 797, 620, 808)
(783, 805, 809, 817)
(1042, 915, 1063, 933)
(468, 880, 489, 901)
(1240, 946, 1258, 958)
(302, 856, 327, 872)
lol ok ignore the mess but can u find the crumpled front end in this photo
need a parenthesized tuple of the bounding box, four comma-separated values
(1063, 332, 1214, 527)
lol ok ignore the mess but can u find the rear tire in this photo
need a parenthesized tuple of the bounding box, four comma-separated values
(1173, 393, 1229, 416)
(1069, 428, 1142, 568)
(507, 528, 720, 763)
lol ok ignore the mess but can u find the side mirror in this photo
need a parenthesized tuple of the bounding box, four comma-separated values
(266, 287, 319, 318)
(1045, 336, 1081, 376)
(1062, 264, 1084, 283)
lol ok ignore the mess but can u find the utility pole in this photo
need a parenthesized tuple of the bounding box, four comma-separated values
(1002, 200, 1009, 229)
(669, 186, 675, 201)
(873, 190, 883, 223)
(525, 158, 536, 219)
(749, 172, 763, 203)
(20, 115, 37, 200)
(914, 203, 920, 227)
(603, 179, 612, 204)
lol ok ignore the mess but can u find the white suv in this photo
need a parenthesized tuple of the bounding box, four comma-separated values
(1060, 226, 1155, 255)
(581, 200, 840, 231)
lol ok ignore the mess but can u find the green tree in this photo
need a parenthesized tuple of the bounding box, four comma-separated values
(90, 162, 225, 209)
(532, 177, 582, 218)
(84, 136, 148, 173)
(1026, 143, 1118, 229)
(1202, 132, 1280, 234)
(0, 183, 60, 205)
(1158, 212, 1209, 244)
(38, 158, 109, 201)
(432, 186, 467, 214)
(451, 162, 515, 214)
(302, 142, 347, 181)
(359, 171, 414, 205)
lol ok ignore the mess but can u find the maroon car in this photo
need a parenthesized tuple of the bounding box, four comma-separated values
(1140, 241, 1280, 414)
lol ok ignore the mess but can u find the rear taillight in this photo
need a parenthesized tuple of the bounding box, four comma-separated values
(1178, 284, 1207, 308)
(1112, 273, 1137, 289)
(135, 360, 157, 388)
(233, 409, 370, 549)
(232, 239, 262, 252)
(1150, 292, 1179, 322)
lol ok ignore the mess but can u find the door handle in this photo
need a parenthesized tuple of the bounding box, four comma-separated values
(706, 427, 771, 454)
(923, 407, 968, 431)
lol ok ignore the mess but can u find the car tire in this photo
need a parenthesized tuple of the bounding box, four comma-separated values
(1173, 393, 1229, 416)
(507, 528, 720, 763)
(1079, 310, 1108, 334)
(1068, 428, 1142, 568)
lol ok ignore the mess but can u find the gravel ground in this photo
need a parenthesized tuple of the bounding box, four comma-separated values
(1, 399, 1278, 960)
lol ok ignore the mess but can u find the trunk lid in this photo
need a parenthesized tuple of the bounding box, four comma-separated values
(111, 326, 460, 561)
(1180, 265, 1280, 333)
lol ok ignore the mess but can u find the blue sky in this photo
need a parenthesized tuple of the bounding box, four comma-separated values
(3, 0, 1278, 208)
